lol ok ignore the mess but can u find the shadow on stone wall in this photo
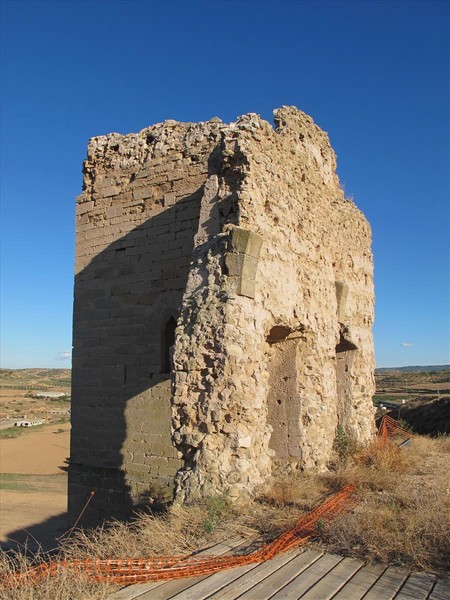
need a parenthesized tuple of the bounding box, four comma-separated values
(68, 190, 203, 527)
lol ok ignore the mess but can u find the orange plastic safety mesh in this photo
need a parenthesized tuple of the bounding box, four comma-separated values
(377, 414, 412, 445)
(4, 484, 355, 587)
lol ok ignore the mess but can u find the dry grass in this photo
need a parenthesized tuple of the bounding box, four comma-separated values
(430, 433, 450, 453)
(320, 436, 450, 574)
(0, 480, 324, 598)
(0, 550, 115, 600)
(63, 499, 248, 561)
(62, 491, 316, 562)
(1, 433, 449, 598)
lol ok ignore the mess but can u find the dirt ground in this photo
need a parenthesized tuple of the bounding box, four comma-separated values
(0, 422, 70, 474)
(0, 423, 70, 550)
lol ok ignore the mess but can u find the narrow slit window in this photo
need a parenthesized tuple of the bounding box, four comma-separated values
(161, 317, 176, 374)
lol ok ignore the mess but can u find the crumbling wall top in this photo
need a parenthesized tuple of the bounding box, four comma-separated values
(80, 107, 341, 198)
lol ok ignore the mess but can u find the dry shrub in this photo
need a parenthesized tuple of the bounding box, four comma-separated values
(62, 494, 266, 562)
(320, 435, 450, 574)
(62, 503, 209, 561)
(259, 471, 328, 509)
(322, 479, 450, 573)
(323, 438, 416, 496)
(415, 433, 450, 454)
(436, 435, 450, 453)
(357, 439, 412, 473)
(0, 499, 243, 599)
(0, 490, 313, 598)
(247, 473, 328, 540)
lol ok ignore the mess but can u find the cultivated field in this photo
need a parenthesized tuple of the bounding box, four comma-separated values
(0, 370, 71, 551)
(0, 422, 70, 550)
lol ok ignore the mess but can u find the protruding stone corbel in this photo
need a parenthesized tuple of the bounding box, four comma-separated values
(225, 227, 263, 299)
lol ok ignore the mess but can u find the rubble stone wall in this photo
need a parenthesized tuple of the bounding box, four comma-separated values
(70, 107, 375, 523)
(171, 107, 375, 501)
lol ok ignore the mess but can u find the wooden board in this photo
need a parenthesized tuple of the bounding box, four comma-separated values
(394, 572, 436, 599)
(109, 548, 450, 600)
(332, 562, 386, 600)
(299, 556, 364, 599)
(167, 563, 258, 600)
(208, 549, 307, 600)
(362, 566, 409, 600)
(269, 553, 343, 599)
(237, 550, 325, 600)
(428, 578, 450, 600)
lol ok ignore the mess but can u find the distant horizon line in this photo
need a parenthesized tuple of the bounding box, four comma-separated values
(1, 363, 449, 371)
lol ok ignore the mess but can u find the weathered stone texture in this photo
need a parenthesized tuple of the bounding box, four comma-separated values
(70, 107, 375, 523)
(69, 118, 227, 523)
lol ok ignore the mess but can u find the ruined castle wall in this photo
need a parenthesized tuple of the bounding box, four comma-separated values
(329, 200, 375, 440)
(171, 108, 375, 501)
(237, 108, 375, 457)
(70, 107, 375, 521)
(69, 119, 226, 523)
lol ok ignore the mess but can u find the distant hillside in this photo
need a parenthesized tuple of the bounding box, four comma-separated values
(376, 365, 449, 373)
(0, 368, 71, 389)
(395, 397, 450, 436)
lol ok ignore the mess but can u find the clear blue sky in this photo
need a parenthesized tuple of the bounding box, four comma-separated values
(1, 0, 448, 369)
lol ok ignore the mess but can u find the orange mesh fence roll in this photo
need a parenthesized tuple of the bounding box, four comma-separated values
(3, 485, 355, 587)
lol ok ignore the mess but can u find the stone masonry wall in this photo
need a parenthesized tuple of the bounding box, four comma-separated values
(171, 107, 375, 501)
(70, 107, 375, 523)
(69, 118, 228, 524)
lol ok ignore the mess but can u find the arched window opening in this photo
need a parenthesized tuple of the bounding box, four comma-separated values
(266, 325, 292, 345)
(336, 335, 357, 353)
(336, 325, 357, 354)
(161, 317, 177, 374)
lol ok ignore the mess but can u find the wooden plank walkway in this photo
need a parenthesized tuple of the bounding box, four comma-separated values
(109, 542, 450, 600)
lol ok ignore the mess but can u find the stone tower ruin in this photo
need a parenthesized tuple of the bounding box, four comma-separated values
(69, 106, 375, 525)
